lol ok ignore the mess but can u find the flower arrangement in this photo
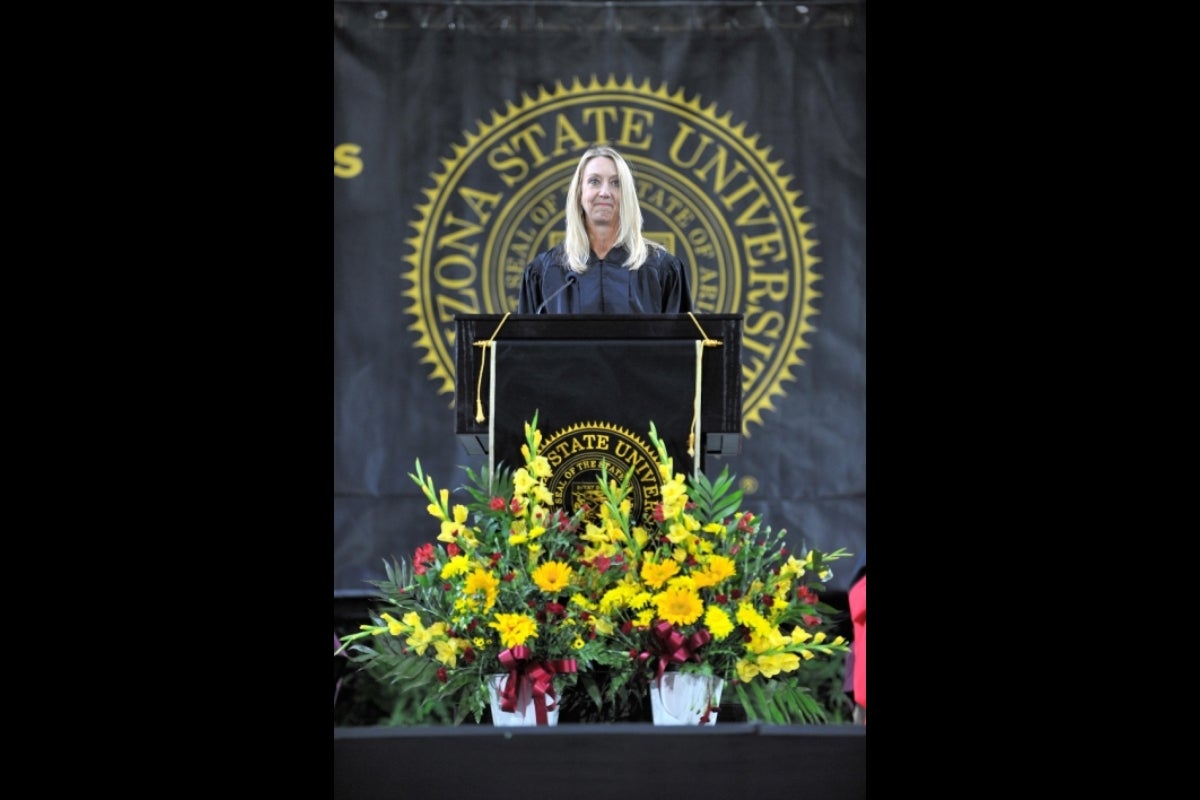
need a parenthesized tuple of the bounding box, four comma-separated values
(337, 413, 851, 724)
(584, 424, 852, 722)
(336, 413, 630, 724)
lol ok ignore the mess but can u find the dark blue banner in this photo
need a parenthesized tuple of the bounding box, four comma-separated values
(335, 1, 866, 592)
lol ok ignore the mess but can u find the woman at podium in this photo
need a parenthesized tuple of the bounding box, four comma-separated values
(517, 146, 694, 315)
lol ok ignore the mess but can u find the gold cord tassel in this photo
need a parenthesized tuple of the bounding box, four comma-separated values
(688, 339, 703, 459)
(473, 313, 511, 423)
(687, 312, 722, 348)
(684, 316, 718, 462)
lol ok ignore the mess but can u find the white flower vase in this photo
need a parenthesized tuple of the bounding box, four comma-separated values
(651, 671, 724, 725)
(487, 673, 560, 727)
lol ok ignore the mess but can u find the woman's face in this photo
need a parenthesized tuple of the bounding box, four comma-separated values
(580, 156, 620, 228)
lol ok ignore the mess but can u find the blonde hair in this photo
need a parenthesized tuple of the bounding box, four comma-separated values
(562, 145, 661, 273)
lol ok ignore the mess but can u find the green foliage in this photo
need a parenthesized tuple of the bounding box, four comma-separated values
(731, 676, 828, 724)
(336, 638, 462, 726)
(792, 651, 856, 724)
(556, 666, 653, 723)
(684, 464, 744, 523)
(718, 651, 853, 725)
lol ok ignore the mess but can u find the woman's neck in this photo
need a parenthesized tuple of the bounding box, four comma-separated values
(588, 227, 618, 260)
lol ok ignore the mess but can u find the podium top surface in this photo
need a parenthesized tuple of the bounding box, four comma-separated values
(455, 313, 743, 341)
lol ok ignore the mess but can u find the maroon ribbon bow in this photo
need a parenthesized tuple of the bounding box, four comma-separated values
(639, 621, 712, 681)
(497, 646, 578, 725)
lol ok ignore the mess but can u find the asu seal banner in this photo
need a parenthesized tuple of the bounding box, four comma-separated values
(334, 2, 866, 592)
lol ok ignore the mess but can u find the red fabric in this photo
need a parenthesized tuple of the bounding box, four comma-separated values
(848, 575, 866, 709)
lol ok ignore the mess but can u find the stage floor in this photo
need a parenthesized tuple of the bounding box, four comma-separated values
(335, 722, 866, 799)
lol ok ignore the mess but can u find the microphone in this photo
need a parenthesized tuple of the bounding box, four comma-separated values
(535, 272, 577, 314)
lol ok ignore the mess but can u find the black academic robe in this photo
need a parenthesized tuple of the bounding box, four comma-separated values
(517, 243, 693, 314)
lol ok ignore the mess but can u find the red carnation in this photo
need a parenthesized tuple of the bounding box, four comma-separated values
(489, 496, 507, 511)
(413, 543, 437, 575)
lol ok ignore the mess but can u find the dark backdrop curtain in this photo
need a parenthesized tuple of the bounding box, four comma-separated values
(334, 1, 866, 594)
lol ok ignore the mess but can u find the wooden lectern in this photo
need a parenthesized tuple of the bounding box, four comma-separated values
(454, 313, 742, 527)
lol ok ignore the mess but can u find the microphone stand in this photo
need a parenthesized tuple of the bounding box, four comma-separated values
(534, 273, 577, 314)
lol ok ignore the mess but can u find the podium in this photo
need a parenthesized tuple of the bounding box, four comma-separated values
(454, 313, 742, 527)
